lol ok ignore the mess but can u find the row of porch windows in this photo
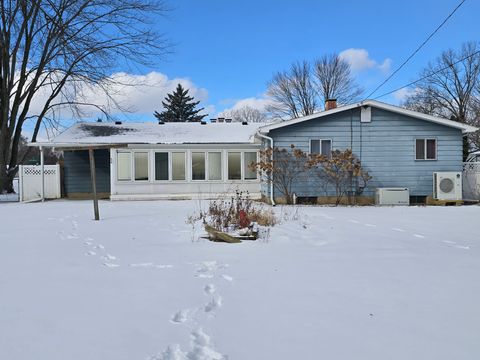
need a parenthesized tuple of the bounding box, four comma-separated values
(117, 151, 258, 182)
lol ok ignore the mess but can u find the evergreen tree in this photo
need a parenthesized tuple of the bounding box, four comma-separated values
(154, 84, 208, 122)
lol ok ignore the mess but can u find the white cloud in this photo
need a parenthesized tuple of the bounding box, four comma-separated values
(28, 71, 210, 120)
(339, 48, 392, 73)
(218, 95, 272, 116)
(393, 87, 419, 102)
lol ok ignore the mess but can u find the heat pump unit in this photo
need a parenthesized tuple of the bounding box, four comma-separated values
(375, 188, 410, 205)
(433, 172, 462, 200)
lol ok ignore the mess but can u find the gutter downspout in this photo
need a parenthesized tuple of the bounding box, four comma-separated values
(256, 131, 276, 206)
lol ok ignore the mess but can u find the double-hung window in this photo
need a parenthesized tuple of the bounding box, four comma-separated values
(117, 152, 132, 181)
(208, 152, 222, 180)
(415, 139, 437, 160)
(172, 152, 186, 180)
(192, 152, 206, 180)
(134, 152, 149, 181)
(243, 152, 258, 180)
(310, 139, 332, 157)
(155, 152, 169, 180)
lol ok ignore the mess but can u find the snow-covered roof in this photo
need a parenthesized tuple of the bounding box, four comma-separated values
(33, 121, 265, 147)
(259, 99, 478, 134)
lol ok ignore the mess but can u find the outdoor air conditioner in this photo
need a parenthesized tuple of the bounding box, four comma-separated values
(375, 188, 410, 205)
(433, 172, 462, 200)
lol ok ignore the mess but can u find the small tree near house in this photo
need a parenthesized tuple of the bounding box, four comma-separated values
(307, 149, 371, 205)
(251, 145, 309, 204)
(154, 84, 208, 122)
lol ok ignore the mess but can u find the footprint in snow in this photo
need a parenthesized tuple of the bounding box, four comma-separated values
(204, 284, 216, 295)
(453, 245, 470, 250)
(101, 254, 117, 261)
(67, 233, 79, 240)
(170, 310, 189, 324)
(85, 251, 96, 256)
(348, 219, 360, 224)
(443, 240, 456, 244)
(221, 274, 233, 282)
(151, 329, 226, 360)
(204, 296, 223, 314)
(413, 234, 425, 238)
(94, 244, 105, 250)
(392, 228, 405, 232)
(103, 262, 120, 268)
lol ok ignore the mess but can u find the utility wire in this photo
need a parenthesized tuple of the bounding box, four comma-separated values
(373, 49, 480, 100)
(365, 0, 467, 99)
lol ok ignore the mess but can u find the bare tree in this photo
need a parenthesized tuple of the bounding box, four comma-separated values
(251, 145, 309, 204)
(266, 61, 317, 119)
(314, 53, 363, 105)
(266, 55, 363, 120)
(402, 42, 480, 157)
(0, 0, 170, 193)
(220, 105, 267, 123)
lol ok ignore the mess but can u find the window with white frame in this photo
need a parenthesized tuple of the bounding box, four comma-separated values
(134, 152, 149, 181)
(208, 152, 222, 180)
(155, 152, 169, 181)
(192, 152, 206, 180)
(117, 152, 131, 181)
(228, 152, 242, 180)
(415, 138, 437, 160)
(172, 152, 186, 180)
(310, 139, 332, 157)
(243, 152, 258, 180)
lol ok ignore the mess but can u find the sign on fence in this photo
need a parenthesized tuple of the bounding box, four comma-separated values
(19, 165, 61, 202)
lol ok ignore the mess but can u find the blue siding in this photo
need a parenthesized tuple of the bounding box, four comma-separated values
(269, 107, 463, 197)
(64, 150, 110, 195)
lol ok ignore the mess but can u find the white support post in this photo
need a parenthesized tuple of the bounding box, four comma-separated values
(40, 146, 45, 202)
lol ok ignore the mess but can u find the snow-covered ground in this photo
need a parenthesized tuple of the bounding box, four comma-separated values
(0, 200, 479, 360)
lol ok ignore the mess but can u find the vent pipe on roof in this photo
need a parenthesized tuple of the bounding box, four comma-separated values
(325, 99, 337, 111)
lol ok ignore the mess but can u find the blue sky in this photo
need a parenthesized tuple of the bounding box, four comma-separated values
(133, 0, 477, 117)
(28, 0, 480, 135)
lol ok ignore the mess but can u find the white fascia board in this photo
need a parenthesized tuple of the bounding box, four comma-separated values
(258, 100, 479, 134)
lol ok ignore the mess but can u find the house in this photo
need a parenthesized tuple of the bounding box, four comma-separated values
(257, 99, 478, 204)
(31, 99, 477, 204)
(37, 121, 263, 200)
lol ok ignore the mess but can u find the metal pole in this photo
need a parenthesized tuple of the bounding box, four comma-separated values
(40, 146, 45, 202)
(88, 148, 100, 220)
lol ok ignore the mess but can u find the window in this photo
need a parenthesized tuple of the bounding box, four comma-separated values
(192, 152, 206, 180)
(208, 152, 222, 180)
(310, 139, 332, 157)
(228, 152, 241, 180)
(117, 152, 131, 181)
(244, 152, 257, 180)
(415, 139, 436, 160)
(134, 152, 149, 181)
(155, 152, 169, 181)
(172, 152, 186, 180)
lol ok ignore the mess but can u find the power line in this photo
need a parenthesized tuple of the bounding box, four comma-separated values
(373, 49, 480, 100)
(365, 0, 467, 99)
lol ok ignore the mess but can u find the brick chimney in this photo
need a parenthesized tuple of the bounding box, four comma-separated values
(325, 99, 337, 111)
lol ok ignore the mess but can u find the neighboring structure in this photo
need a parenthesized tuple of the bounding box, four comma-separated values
(34, 121, 263, 200)
(30, 100, 477, 204)
(257, 100, 478, 204)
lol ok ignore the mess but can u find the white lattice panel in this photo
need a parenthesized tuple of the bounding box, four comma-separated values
(19, 165, 61, 201)
(463, 162, 480, 200)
